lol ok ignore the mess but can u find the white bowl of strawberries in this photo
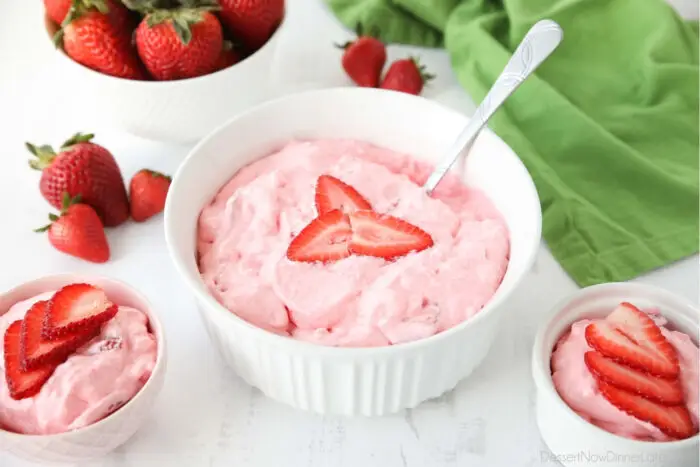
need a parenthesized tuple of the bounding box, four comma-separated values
(43, 0, 286, 144)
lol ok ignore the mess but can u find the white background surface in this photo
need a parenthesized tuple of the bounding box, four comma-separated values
(0, 0, 697, 466)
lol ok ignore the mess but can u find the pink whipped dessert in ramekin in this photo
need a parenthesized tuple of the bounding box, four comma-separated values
(551, 307, 699, 442)
(197, 139, 510, 347)
(0, 292, 156, 435)
(0, 275, 166, 464)
(532, 283, 699, 467)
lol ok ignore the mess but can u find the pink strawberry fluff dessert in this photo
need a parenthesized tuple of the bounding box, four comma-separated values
(0, 289, 157, 435)
(552, 302, 699, 441)
(197, 139, 510, 347)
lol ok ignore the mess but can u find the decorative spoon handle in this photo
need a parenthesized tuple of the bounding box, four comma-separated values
(423, 19, 563, 195)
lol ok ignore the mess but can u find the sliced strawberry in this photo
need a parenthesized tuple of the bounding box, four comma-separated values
(585, 321, 678, 379)
(584, 351, 683, 405)
(21, 300, 100, 371)
(598, 380, 696, 439)
(4, 321, 56, 400)
(43, 284, 117, 339)
(348, 211, 434, 260)
(606, 302, 679, 374)
(315, 175, 372, 215)
(287, 210, 352, 263)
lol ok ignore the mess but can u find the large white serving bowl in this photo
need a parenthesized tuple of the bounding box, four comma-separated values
(164, 87, 542, 416)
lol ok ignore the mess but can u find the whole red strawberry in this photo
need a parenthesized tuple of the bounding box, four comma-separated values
(134, 4, 223, 81)
(57, 0, 146, 80)
(338, 24, 386, 88)
(36, 193, 110, 263)
(129, 169, 171, 222)
(218, 0, 284, 51)
(213, 40, 240, 71)
(45, 0, 72, 24)
(380, 57, 434, 95)
(27, 133, 130, 227)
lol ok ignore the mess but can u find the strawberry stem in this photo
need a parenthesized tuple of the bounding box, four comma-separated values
(26, 143, 57, 171)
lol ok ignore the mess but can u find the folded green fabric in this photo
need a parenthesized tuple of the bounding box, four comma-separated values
(326, 0, 699, 287)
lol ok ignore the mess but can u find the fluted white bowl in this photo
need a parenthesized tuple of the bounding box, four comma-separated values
(0, 274, 167, 464)
(164, 87, 542, 416)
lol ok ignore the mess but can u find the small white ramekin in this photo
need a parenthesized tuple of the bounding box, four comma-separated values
(532, 282, 699, 467)
(0, 274, 167, 464)
(43, 9, 287, 144)
(165, 87, 542, 416)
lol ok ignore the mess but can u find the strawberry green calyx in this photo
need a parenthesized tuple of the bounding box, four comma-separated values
(26, 142, 57, 171)
(26, 133, 94, 170)
(355, 22, 381, 40)
(53, 0, 111, 46)
(144, 169, 172, 181)
(145, 1, 220, 45)
(335, 22, 383, 50)
(122, 0, 213, 13)
(410, 56, 436, 83)
(60, 192, 83, 213)
(34, 193, 82, 232)
(121, 0, 169, 13)
(61, 132, 95, 150)
(177, 0, 219, 8)
(334, 40, 352, 51)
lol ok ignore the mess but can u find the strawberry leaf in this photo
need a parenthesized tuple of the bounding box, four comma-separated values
(26, 143, 57, 171)
(172, 17, 192, 44)
(61, 132, 95, 150)
(145, 5, 219, 45)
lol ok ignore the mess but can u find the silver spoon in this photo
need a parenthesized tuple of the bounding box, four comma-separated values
(423, 20, 564, 195)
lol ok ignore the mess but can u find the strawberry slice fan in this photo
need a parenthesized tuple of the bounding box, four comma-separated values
(584, 303, 695, 440)
(287, 174, 434, 263)
(3, 284, 118, 400)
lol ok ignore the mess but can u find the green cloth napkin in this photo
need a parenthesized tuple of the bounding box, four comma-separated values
(326, 0, 699, 287)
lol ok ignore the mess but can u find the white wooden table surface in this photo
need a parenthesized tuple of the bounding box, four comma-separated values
(0, 0, 697, 466)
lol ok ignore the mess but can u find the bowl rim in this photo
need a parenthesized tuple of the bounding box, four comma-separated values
(531, 281, 700, 449)
(164, 86, 543, 356)
(43, 5, 287, 86)
(0, 274, 166, 440)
